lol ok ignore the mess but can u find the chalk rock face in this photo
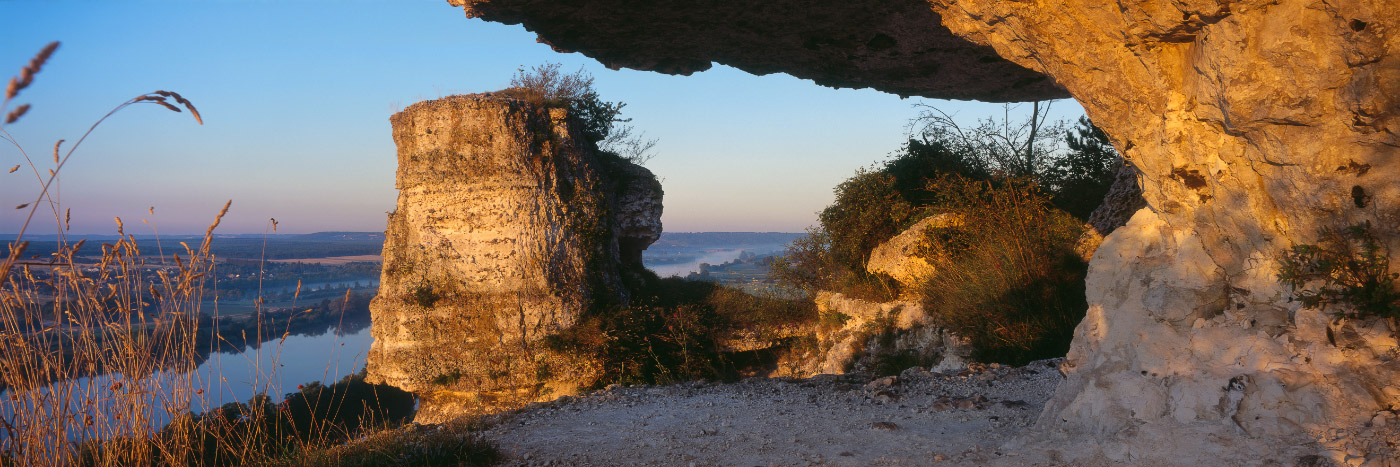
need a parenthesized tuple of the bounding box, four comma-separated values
(927, 1, 1400, 463)
(365, 93, 662, 423)
(608, 160, 663, 268)
(449, 0, 1400, 461)
(865, 214, 960, 296)
(807, 291, 971, 376)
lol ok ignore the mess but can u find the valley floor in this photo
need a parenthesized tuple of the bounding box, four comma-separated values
(479, 360, 1066, 466)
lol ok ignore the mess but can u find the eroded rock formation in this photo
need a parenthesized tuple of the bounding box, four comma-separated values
(449, 0, 1399, 462)
(366, 93, 662, 423)
(865, 213, 960, 295)
(808, 291, 971, 376)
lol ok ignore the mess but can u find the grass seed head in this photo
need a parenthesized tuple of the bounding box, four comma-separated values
(5, 104, 30, 124)
(7, 42, 59, 99)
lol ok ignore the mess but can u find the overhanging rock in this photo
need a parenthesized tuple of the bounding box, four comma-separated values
(447, 0, 1400, 463)
(448, 0, 1068, 102)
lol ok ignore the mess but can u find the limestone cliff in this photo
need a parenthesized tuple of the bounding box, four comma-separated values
(365, 93, 662, 423)
(449, 0, 1400, 462)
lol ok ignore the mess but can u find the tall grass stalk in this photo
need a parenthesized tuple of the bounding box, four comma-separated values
(918, 175, 1088, 364)
(0, 42, 412, 466)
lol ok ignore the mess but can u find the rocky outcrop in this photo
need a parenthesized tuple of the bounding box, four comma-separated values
(449, 0, 1400, 462)
(366, 93, 662, 423)
(865, 214, 960, 296)
(1073, 163, 1147, 261)
(795, 291, 971, 377)
(927, 2, 1400, 463)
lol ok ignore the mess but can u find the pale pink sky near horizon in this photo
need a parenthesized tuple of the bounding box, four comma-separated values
(1, 1, 1084, 236)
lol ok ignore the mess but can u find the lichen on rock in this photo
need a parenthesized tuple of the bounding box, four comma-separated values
(365, 92, 662, 423)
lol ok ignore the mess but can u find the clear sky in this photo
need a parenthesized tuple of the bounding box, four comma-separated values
(1, 0, 1084, 235)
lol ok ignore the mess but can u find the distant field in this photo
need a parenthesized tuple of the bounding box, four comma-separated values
(11, 232, 385, 260)
(269, 255, 383, 265)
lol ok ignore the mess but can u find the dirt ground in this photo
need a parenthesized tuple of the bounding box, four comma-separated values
(480, 360, 1066, 466)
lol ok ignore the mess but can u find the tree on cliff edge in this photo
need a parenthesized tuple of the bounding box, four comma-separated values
(508, 63, 657, 164)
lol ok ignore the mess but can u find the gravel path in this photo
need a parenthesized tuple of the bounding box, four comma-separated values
(481, 360, 1066, 466)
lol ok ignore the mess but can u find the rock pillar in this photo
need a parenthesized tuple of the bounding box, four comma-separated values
(365, 93, 662, 423)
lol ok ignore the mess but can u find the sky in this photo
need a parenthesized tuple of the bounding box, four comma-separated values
(0, 0, 1085, 235)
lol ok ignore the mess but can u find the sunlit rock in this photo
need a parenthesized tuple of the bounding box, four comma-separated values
(865, 213, 961, 296)
(365, 93, 662, 423)
(450, 0, 1400, 462)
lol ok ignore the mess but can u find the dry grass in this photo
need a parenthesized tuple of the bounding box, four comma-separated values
(0, 42, 491, 466)
(917, 175, 1088, 365)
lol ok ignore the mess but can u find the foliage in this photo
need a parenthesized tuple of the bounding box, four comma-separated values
(774, 105, 1099, 364)
(410, 283, 441, 308)
(276, 422, 499, 467)
(771, 130, 994, 301)
(546, 273, 816, 386)
(504, 63, 657, 165)
(917, 174, 1088, 365)
(908, 104, 1120, 221)
(818, 169, 915, 277)
(1044, 116, 1121, 220)
(114, 373, 420, 467)
(1, 43, 471, 466)
(1279, 222, 1400, 320)
(600, 122, 659, 166)
(767, 227, 834, 295)
(907, 101, 1066, 180)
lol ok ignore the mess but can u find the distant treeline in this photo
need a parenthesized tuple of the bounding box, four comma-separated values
(10, 232, 384, 260)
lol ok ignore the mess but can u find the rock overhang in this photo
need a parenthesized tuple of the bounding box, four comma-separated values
(448, 0, 1069, 102)
(439, 0, 1400, 463)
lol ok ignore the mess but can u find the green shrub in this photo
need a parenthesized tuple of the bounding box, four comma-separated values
(545, 275, 816, 386)
(1279, 221, 1400, 320)
(500, 63, 629, 147)
(772, 110, 1112, 366)
(917, 175, 1088, 365)
(1045, 116, 1120, 220)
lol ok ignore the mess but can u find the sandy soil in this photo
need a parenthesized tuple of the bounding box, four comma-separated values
(480, 360, 1066, 466)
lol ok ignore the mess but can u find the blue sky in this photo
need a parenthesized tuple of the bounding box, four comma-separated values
(1, 0, 1084, 235)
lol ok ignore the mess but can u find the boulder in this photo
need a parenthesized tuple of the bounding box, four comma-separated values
(804, 291, 971, 376)
(865, 213, 960, 296)
(365, 93, 662, 423)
